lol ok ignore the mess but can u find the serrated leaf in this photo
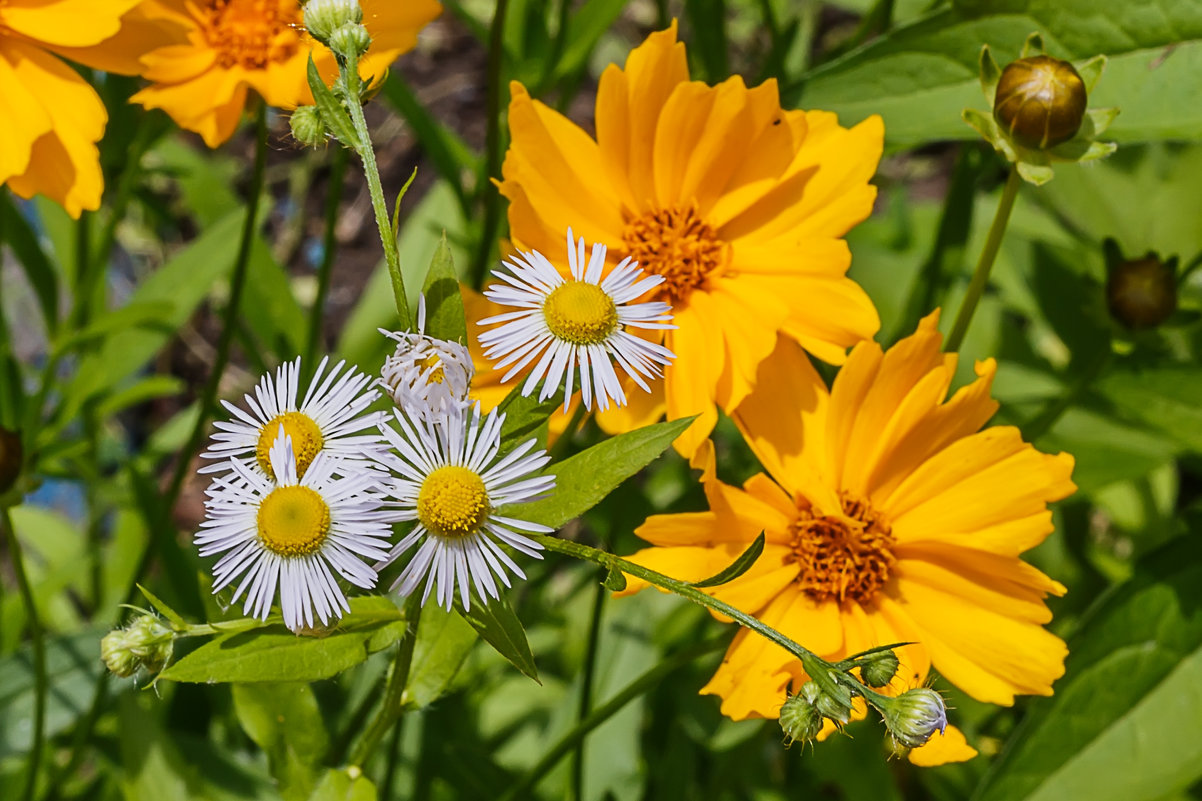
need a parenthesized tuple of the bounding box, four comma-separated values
(307, 55, 359, 149)
(691, 532, 765, 588)
(421, 235, 466, 343)
(974, 534, 1202, 801)
(403, 604, 478, 708)
(458, 595, 539, 682)
(233, 683, 327, 801)
(509, 417, 694, 529)
(159, 597, 405, 683)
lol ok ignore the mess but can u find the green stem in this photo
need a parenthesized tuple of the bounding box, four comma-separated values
(470, 0, 510, 289)
(499, 637, 727, 801)
(945, 166, 1021, 353)
(304, 147, 349, 371)
(350, 596, 422, 768)
(571, 570, 607, 801)
(91, 114, 158, 283)
(343, 56, 412, 331)
(2, 506, 45, 801)
(163, 107, 269, 508)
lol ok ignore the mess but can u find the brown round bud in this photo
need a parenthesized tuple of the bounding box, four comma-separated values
(1107, 255, 1177, 330)
(993, 55, 1087, 149)
(0, 426, 21, 494)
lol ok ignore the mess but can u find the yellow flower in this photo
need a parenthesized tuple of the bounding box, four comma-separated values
(621, 312, 1076, 765)
(0, 0, 161, 217)
(130, 0, 441, 148)
(498, 21, 884, 457)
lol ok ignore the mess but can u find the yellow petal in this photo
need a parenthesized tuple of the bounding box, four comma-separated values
(0, 45, 52, 182)
(785, 112, 884, 239)
(907, 724, 978, 766)
(2, 0, 141, 48)
(133, 66, 249, 148)
(663, 301, 722, 458)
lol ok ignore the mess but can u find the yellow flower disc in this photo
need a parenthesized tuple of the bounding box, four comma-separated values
(256, 412, 324, 478)
(541, 281, 618, 345)
(418, 354, 446, 384)
(622, 205, 728, 302)
(417, 466, 491, 538)
(257, 485, 331, 556)
(202, 0, 303, 70)
(789, 492, 896, 604)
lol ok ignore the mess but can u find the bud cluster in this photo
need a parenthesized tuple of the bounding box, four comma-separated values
(101, 614, 175, 678)
(304, 0, 371, 59)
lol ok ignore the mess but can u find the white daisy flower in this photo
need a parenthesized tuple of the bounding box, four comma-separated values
(478, 228, 675, 412)
(379, 296, 474, 422)
(377, 404, 555, 611)
(201, 356, 386, 479)
(197, 430, 397, 631)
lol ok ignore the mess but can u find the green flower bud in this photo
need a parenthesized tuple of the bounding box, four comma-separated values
(1107, 252, 1178, 330)
(858, 650, 901, 688)
(290, 105, 328, 148)
(804, 675, 853, 726)
(303, 0, 363, 45)
(328, 22, 372, 59)
(880, 688, 947, 749)
(100, 629, 139, 678)
(0, 425, 21, 495)
(779, 689, 824, 746)
(101, 614, 174, 678)
(994, 55, 1087, 150)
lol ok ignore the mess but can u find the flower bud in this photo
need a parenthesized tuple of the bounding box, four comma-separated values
(1107, 253, 1178, 330)
(328, 23, 372, 59)
(290, 106, 328, 148)
(303, 0, 362, 45)
(803, 675, 853, 726)
(779, 689, 824, 746)
(101, 614, 175, 678)
(880, 688, 947, 749)
(0, 425, 21, 495)
(994, 55, 1087, 150)
(858, 650, 901, 688)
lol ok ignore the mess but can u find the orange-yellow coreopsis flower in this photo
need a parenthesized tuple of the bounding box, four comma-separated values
(497, 21, 884, 456)
(130, 0, 441, 148)
(622, 312, 1076, 765)
(0, 0, 162, 216)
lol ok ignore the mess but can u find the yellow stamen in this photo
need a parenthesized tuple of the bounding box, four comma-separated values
(257, 485, 331, 556)
(541, 281, 618, 345)
(418, 354, 446, 384)
(256, 412, 324, 478)
(201, 0, 302, 71)
(417, 465, 491, 538)
(622, 205, 729, 302)
(789, 492, 896, 605)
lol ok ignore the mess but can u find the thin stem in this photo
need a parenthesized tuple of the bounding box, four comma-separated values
(571, 571, 607, 800)
(499, 637, 727, 801)
(163, 107, 269, 508)
(945, 166, 1021, 353)
(344, 56, 412, 331)
(350, 596, 422, 768)
(91, 114, 158, 282)
(470, 0, 510, 289)
(304, 147, 349, 371)
(2, 506, 45, 801)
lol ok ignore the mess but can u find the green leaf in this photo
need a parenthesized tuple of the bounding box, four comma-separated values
(308, 769, 378, 801)
(159, 597, 405, 683)
(381, 76, 474, 214)
(0, 191, 58, 333)
(973, 533, 1202, 801)
(510, 417, 695, 529)
(602, 566, 628, 592)
(0, 628, 105, 759)
(306, 55, 359, 149)
(137, 584, 187, 629)
(403, 604, 479, 709)
(118, 691, 207, 801)
(232, 683, 328, 801)
(241, 235, 308, 356)
(793, 2, 1202, 148)
(95, 376, 184, 419)
(691, 532, 766, 588)
(459, 594, 539, 682)
(1093, 366, 1202, 454)
(421, 234, 467, 343)
(496, 383, 560, 454)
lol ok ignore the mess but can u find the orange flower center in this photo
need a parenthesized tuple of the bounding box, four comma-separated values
(621, 205, 728, 302)
(788, 492, 896, 605)
(200, 0, 303, 70)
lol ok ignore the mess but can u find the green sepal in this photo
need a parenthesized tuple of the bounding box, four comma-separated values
(1076, 54, 1107, 93)
(978, 45, 1001, 102)
(1021, 31, 1045, 58)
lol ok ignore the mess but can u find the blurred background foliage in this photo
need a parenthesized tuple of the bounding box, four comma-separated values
(2, 0, 1202, 799)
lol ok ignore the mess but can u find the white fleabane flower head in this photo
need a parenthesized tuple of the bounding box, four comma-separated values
(377, 403, 555, 611)
(478, 228, 676, 412)
(379, 296, 474, 422)
(198, 429, 398, 631)
(201, 356, 386, 480)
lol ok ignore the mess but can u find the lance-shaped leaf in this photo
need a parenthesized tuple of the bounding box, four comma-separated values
(691, 532, 766, 588)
